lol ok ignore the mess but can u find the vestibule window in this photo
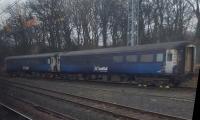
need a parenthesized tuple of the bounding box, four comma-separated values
(156, 53, 164, 62)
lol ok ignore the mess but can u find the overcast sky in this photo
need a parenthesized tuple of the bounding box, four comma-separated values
(0, 0, 17, 13)
(0, 0, 26, 26)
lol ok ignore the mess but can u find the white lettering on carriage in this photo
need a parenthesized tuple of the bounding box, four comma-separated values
(94, 66, 108, 72)
(22, 66, 30, 71)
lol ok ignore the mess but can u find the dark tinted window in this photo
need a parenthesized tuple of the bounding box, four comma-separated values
(140, 54, 154, 62)
(167, 53, 173, 61)
(156, 53, 164, 62)
(113, 56, 123, 63)
(126, 55, 138, 62)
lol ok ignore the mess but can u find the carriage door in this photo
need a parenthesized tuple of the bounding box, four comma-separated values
(56, 56, 60, 72)
(50, 56, 57, 72)
(165, 49, 178, 74)
(185, 46, 195, 73)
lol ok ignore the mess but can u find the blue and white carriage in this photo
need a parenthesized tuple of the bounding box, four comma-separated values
(5, 41, 196, 86)
(59, 41, 196, 75)
(5, 53, 59, 73)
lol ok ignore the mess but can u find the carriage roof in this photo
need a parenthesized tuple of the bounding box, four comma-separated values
(5, 52, 59, 60)
(5, 41, 194, 60)
(61, 41, 193, 56)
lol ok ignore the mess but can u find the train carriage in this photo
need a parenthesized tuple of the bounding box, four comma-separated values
(59, 41, 196, 86)
(5, 53, 60, 75)
(5, 41, 197, 87)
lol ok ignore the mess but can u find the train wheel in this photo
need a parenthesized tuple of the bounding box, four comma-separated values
(119, 75, 125, 82)
(154, 81, 164, 88)
(107, 75, 112, 81)
(82, 74, 90, 81)
(165, 85, 170, 89)
(94, 75, 100, 80)
(143, 84, 147, 87)
(167, 83, 174, 88)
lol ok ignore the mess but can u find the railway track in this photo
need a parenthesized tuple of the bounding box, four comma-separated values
(5, 95, 78, 120)
(10, 75, 199, 90)
(0, 94, 77, 120)
(0, 79, 189, 120)
(0, 102, 32, 120)
(2, 75, 197, 90)
(1, 77, 195, 103)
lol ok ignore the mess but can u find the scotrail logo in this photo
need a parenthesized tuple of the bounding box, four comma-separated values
(94, 66, 108, 72)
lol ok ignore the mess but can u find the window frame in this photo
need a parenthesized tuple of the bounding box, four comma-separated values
(156, 53, 164, 62)
(126, 55, 138, 63)
(113, 56, 124, 63)
(167, 53, 173, 62)
(140, 54, 154, 63)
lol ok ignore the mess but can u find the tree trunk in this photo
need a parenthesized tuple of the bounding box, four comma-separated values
(196, 17, 200, 39)
(102, 22, 107, 47)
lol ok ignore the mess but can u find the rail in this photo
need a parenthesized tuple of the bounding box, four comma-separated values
(0, 79, 189, 120)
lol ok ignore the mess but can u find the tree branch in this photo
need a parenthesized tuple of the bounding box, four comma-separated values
(185, 0, 196, 12)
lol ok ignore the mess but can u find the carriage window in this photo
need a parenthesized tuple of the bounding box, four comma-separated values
(167, 53, 173, 61)
(126, 55, 137, 62)
(48, 58, 51, 64)
(113, 56, 123, 63)
(140, 54, 154, 62)
(156, 53, 164, 62)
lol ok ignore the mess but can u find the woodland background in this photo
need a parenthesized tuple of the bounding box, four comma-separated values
(0, 0, 199, 65)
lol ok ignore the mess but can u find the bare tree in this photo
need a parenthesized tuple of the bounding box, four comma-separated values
(186, 0, 200, 39)
(96, 0, 114, 47)
(0, 0, 198, 58)
(139, 0, 193, 44)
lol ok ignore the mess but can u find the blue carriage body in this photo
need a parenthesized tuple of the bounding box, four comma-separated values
(59, 41, 193, 75)
(5, 41, 195, 77)
(60, 49, 167, 75)
(6, 54, 53, 73)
